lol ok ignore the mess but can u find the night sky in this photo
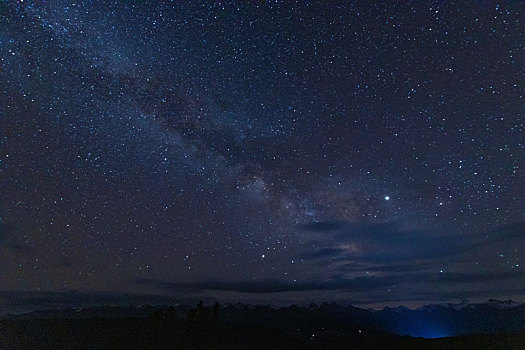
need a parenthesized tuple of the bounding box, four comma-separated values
(1, 1, 524, 310)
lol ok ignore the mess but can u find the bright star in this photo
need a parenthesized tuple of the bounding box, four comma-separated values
(384, 196, 390, 201)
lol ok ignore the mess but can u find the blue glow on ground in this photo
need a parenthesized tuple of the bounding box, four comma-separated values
(417, 331, 450, 339)
(397, 324, 452, 339)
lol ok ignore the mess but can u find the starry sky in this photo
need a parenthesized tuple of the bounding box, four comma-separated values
(1, 1, 524, 310)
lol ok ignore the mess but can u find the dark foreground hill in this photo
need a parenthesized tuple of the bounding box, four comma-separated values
(1, 300, 525, 349)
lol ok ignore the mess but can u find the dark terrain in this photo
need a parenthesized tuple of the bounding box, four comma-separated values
(1, 300, 525, 349)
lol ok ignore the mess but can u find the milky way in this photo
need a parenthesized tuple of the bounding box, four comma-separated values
(1, 1, 524, 310)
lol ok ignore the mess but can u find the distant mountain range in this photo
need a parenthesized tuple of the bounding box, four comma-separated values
(375, 299, 525, 337)
(5, 299, 525, 338)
